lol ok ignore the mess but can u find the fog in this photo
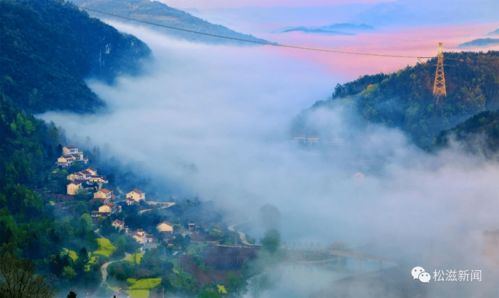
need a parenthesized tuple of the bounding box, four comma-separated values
(41, 23, 499, 297)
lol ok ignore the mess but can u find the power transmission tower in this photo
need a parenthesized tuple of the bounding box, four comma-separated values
(433, 42, 447, 102)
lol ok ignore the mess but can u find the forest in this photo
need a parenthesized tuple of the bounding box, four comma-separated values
(0, 0, 150, 113)
(320, 51, 499, 148)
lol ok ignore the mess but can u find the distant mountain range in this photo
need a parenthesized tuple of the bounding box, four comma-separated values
(281, 23, 374, 35)
(71, 0, 270, 45)
(488, 28, 499, 35)
(459, 38, 499, 48)
(458, 27, 499, 48)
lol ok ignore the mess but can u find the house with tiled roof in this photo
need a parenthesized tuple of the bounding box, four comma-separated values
(98, 204, 112, 215)
(126, 189, 145, 205)
(157, 222, 174, 234)
(93, 188, 113, 200)
(112, 219, 126, 231)
(67, 180, 84, 195)
(57, 146, 88, 167)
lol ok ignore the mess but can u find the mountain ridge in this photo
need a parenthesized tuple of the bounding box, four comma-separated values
(0, 0, 150, 114)
(71, 0, 270, 45)
(459, 38, 499, 48)
(281, 23, 374, 35)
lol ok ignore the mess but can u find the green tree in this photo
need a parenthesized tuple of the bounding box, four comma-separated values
(261, 229, 280, 254)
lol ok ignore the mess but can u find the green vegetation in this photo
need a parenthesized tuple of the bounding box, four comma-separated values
(126, 277, 162, 298)
(62, 248, 79, 262)
(127, 289, 150, 298)
(125, 252, 145, 264)
(316, 51, 499, 148)
(261, 229, 281, 254)
(0, 0, 149, 294)
(436, 110, 499, 154)
(217, 284, 228, 295)
(198, 289, 224, 298)
(0, 0, 150, 113)
(94, 237, 117, 257)
(127, 277, 162, 289)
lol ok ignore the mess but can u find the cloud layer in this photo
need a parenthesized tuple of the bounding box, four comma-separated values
(41, 23, 499, 296)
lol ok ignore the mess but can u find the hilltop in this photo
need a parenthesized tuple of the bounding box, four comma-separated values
(310, 51, 499, 149)
(71, 0, 270, 45)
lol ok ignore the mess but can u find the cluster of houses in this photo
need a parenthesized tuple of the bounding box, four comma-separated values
(112, 219, 176, 250)
(56, 145, 189, 251)
(57, 146, 148, 217)
(56, 146, 89, 167)
(66, 167, 108, 196)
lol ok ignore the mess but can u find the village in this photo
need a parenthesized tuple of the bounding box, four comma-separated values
(52, 145, 260, 297)
(58, 145, 180, 250)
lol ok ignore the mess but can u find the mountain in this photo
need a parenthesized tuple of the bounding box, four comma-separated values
(307, 51, 499, 148)
(70, 0, 270, 45)
(0, 0, 149, 292)
(488, 28, 499, 35)
(281, 23, 374, 35)
(0, 0, 150, 114)
(459, 38, 499, 48)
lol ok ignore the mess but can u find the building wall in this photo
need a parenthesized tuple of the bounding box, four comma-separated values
(67, 183, 81, 195)
(126, 192, 145, 201)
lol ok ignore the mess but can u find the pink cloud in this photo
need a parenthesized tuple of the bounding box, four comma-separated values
(261, 23, 499, 80)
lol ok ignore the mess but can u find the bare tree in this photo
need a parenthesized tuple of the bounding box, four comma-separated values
(0, 253, 52, 298)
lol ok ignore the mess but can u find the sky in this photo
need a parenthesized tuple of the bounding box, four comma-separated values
(160, 0, 499, 78)
(161, 0, 498, 27)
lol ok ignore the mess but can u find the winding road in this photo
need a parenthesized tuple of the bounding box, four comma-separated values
(228, 223, 254, 246)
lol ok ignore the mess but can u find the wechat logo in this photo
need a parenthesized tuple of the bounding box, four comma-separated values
(411, 266, 431, 283)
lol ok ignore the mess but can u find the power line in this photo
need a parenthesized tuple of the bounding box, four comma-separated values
(82, 7, 435, 60)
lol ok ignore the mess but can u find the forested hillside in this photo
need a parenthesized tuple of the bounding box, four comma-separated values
(316, 51, 499, 148)
(0, 0, 150, 113)
(436, 110, 499, 155)
(0, 0, 150, 293)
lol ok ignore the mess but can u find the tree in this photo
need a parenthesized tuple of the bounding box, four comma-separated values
(0, 254, 52, 298)
(62, 266, 77, 279)
(261, 229, 280, 254)
(259, 204, 281, 231)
